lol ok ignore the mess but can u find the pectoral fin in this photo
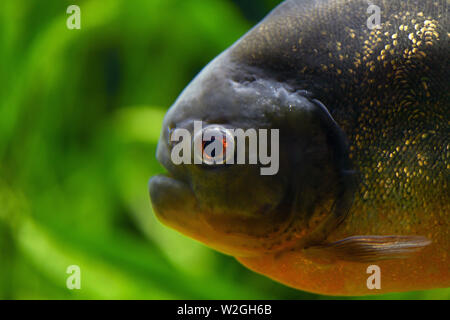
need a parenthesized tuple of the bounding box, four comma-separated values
(305, 235, 431, 263)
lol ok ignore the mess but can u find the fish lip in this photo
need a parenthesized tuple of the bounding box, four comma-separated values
(150, 138, 198, 219)
(150, 144, 193, 207)
(148, 173, 197, 224)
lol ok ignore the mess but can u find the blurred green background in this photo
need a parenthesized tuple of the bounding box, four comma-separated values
(0, 0, 448, 300)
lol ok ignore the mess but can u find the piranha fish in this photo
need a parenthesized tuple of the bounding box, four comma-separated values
(149, 0, 449, 296)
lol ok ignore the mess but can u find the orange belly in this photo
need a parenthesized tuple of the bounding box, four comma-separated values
(238, 202, 449, 296)
(238, 244, 449, 296)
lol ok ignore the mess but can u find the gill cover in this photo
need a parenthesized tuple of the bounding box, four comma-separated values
(281, 95, 431, 262)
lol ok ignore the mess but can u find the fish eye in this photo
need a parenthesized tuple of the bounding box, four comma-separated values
(193, 125, 235, 165)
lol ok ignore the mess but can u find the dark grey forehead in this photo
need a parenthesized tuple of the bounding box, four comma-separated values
(163, 52, 314, 132)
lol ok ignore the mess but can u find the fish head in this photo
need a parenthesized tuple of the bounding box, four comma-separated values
(149, 53, 343, 257)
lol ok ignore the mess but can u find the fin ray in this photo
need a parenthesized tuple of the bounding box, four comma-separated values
(306, 235, 431, 263)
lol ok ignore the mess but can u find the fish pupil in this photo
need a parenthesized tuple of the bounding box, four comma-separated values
(202, 136, 226, 159)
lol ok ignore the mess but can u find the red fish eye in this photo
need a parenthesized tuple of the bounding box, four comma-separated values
(202, 136, 227, 160)
(193, 126, 235, 165)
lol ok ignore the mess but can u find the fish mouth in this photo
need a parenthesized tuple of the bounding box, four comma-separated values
(148, 173, 198, 228)
(149, 147, 236, 254)
(149, 171, 302, 257)
(149, 136, 197, 223)
(149, 174, 263, 257)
